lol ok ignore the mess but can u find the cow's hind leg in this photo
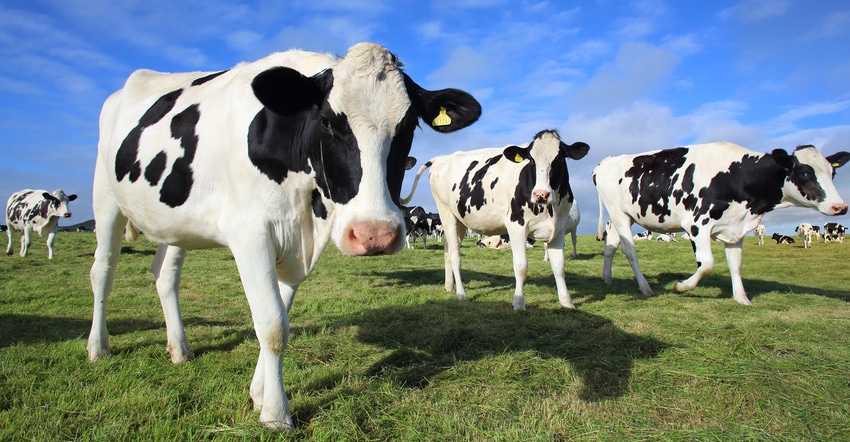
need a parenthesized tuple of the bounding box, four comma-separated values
(724, 240, 751, 305)
(152, 244, 194, 363)
(20, 226, 32, 257)
(673, 233, 714, 295)
(442, 218, 467, 300)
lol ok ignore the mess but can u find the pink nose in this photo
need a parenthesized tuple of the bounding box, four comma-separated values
(532, 189, 551, 204)
(832, 203, 848, 215)
(343, 222, 401, 256)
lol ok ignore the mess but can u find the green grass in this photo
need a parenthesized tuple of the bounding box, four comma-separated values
(1, 232, 849, 441)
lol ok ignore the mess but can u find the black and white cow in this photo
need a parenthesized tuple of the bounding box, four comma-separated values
(823, 222, 845, 243)
(795, 222, 814, 248)
(85, 42, 481, 430)
(594, 143, 850, 305)
(633, 230, 653, 241)
(403, 205, 431, 249)
(403, 129, 589, 310)
(5, 189, 77, 259)
(754, 224, 766, 245)
(772, 233, 795, 244)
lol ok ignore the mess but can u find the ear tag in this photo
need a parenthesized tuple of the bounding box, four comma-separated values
(432, 106, 452, 127)
(514, 153, 524, 163)
(833, 162, 841, 167)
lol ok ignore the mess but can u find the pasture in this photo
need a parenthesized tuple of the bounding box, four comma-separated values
(1, 231, 849, 441)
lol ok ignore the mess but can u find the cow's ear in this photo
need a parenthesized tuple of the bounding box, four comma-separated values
(403, 73, 481, 134)
(503, 145, 530, 163)
(561, 141, 590, 160)
(41, 192, 53, 200)
(68, 194, 78, 201)
(252, 67, 329, 116)
(826, 151, 850, 169)
(771, 149, 793, 171)
(405, 157, 417, 171)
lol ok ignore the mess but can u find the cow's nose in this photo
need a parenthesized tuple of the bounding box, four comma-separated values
(532, 189, 551, 204)
(832, 204, 848, 215)
(63, 213, 72, 218)
(344, 222, 402, 256)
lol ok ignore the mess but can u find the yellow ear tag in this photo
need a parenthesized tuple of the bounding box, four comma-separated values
(833, 162, 841, 167)
(514, 154, 524, 162)
(432, 106, 452, 127)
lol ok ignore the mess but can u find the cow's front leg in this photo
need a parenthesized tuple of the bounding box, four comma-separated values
(508, 233, 530, 310)
(46, 227, 57, 259)
(231, 241, 292, 431)
(674, 234, 714, 294)
(5, 226, 12, 255)
(544, 233, 573, 308)
(250, 281, 299, 411)
(87, 203, 128, 361)
(20, 226, 32, 257)
(724, 240, 751, 305)
(151, 244, 193, 363)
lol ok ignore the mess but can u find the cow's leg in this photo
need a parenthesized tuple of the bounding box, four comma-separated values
(250, 280, 298, 413)
(724, 240, 751, 305)
(618, 233, 655, 297)
(507, 231, 530, 310)
(443, 218, 467, 300)
(20, 226, 32, 257)
(673, 233, 714, 294)
(87, 188, 128, 361)
(606, 220, 654, 296)
(46, 226, 58, 259)
(230, 239, 292, 431)
(151, 244, 194, 363)
(569, 231, 578, 259)
(5, 222, 12, 255)
(545, 232, 573, 309)
(601, 227, 620, 286)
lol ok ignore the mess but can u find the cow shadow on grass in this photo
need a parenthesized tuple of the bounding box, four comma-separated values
(649, 271, 850, 303)
(335, 299, 666, 401)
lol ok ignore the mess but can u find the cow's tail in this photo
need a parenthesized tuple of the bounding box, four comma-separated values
(400, 161, 433, 205)
(596, 192, 606, 241)
(124, 220, 139, 242)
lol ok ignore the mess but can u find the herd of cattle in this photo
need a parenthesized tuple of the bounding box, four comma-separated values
(4, 43, 850, 430)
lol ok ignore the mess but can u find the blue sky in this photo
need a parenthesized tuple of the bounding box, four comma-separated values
(2, 0, 850, 235)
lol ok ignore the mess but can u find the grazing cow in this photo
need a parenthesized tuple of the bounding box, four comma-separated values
(594, 143, 850, 305)
(772, 233, 795, 244)
(795, 222, 814, 248)
(403, 129, 589, 310)
(5, 189, 77, 259)
(633, 230, 653, 241)
(403, 205, 431, 249)
(823, 222, 846, 243)
(655, 233, 677, 242)
(810, 225, 822, 240)
(85, 42, 481, 430)
(754, 224, 766, 245)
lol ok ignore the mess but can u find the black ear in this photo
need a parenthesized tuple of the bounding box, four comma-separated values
(251, 67, 331, 116)
(826, 151, 850, 169)
(42, 192, 52, 200)
(403, 73, 481, 133)
(503, 145, 530, 163)
(68, 194, 78, 201)
(405, 157, 417, 170)
(771, 149, 793, 170)
(561, 141, 590, 160)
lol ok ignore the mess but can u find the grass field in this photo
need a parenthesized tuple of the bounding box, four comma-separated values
(1, 231, 849, 441)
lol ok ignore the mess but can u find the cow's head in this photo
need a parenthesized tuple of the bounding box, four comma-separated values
(772, 145, 850, 215)
(503, 130, 589, 205)
(42, 189, 77, 219)
(250, 42, 481, 256)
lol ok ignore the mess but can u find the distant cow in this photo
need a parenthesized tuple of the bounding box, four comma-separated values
(655, 233, 677, 242)
(823, 222, 845, 243)
(633, 230, 653, 241)
(84, 42, 481, 430)
(403, 129, 589, 310)
(477, 234, 511, 249)
(795, 223, 814, 248)
(754, 224, 766, 245)
(594, 143, 849, 305)
(403, 205, 431, 249)
(772, 233, 795, 244)
(5, 189, 77, 259)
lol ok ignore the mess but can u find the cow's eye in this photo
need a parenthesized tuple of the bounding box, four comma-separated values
(321, 117, 331, 130)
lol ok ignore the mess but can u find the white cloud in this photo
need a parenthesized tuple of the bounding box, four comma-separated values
(765, 100, 850, 134)
(718, 0, 791, 23)
(427, 46, 497, 87)
(802, 10, 850, 40)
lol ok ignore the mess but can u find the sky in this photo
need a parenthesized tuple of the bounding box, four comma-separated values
(2, 0, 850, 236)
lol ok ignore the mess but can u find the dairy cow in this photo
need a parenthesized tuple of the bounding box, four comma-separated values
(594, 143, 850, 305)
(823, 222, 845, 243)
(403, 130, 589, 310)
(403, 205, 431, 249)
(754, 224, 766, 245)
(795, 222, 814, 248)
(85, 43, 481, 430)
(6, 189, 77, 259)
(772, 233, 795, 244)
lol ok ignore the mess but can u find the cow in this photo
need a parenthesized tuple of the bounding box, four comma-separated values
(811, 224, 822, 240)
(795, 222, 814, 248)
(655, 233, 677, 242)
(85, 42, 481, 430)
(823, 222, 845, 243)
(403, 205, 431, 249)
(402, 129, 589, 310)
(754, 224, 766, 245)
(633, 230, 652, 241)
(593, 142, 850, 306)
(5, 189, 77, 259)
(772, 233, 795, 244)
